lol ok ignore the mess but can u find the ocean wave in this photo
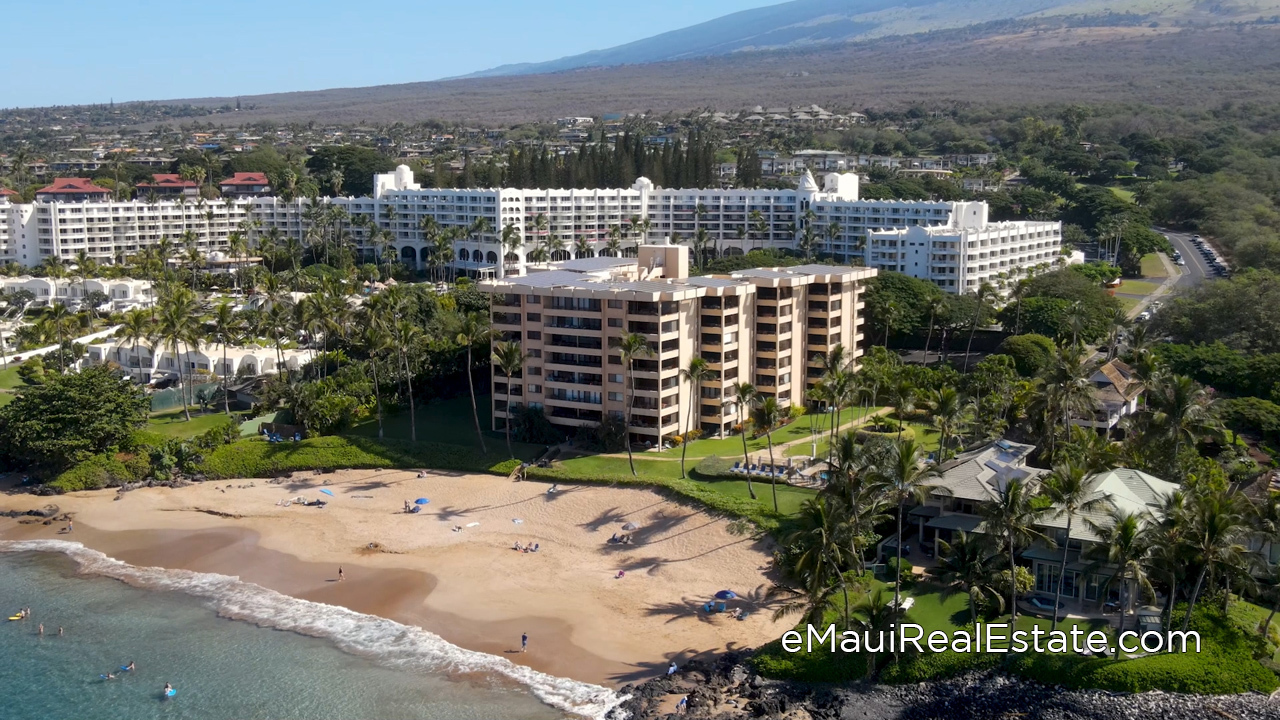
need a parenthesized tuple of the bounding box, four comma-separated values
(0, 539, 628, 720)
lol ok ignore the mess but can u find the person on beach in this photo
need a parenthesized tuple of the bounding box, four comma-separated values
(676, 696, 687, 713)
(338, 567, 344, 582)
(67, 519, 73, 533)
(667, 661, 677, 676)
(521, 633, 528, 652)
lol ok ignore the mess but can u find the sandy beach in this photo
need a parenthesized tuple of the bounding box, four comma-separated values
(0, 470, 781, 687)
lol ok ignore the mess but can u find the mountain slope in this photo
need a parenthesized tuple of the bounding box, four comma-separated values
(463, 0, 1280, 78)
(163, 23, 1280, 125)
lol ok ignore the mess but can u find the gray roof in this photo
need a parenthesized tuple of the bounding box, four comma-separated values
(685, 276, 747, 289)
(732, 269, 797, 280)
(549, 256, 635, 272)
(931, 440, 1043, 502)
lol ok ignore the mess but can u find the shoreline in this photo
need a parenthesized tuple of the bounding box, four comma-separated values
(0, 469, 782, 690)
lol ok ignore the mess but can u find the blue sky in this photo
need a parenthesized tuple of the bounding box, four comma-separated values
(5, 0, 782, 108)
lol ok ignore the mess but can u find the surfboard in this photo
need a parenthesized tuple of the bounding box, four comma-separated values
(165, 689, 176, 698)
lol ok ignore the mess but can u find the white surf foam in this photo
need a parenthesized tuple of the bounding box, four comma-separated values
(1, 540, 629, 719)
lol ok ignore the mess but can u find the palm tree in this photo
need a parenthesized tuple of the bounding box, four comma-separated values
(617, 333, 654, 476)
(890, 379, 916, 441)
(1103, 306, 1129, 361)
(501, 222, 523, 271)
(1083, 509, 1154, 635)
(43, 302, 76, 373)
(873, 437, 940, 613)
(208, 300, 243, 416)
(1179, 489, 1248, 632)
(922, 296, 946, 365)
(492, 340, 526, 458)
(935, 531, 1004, 628)
(962, 282, 995, 372)
(751, 396, 783, 512)
(731, 382, 759, 499)
(826, 220, 842, 260)
(1040, 461, 1111, 631)
(154, 286, 202, 421)
(880, 300, 898, 348)
(929, 387, 970, 461)
(1144, 374, 1219, 459)
(979, 477, 1052, 620)
(850, 587, 900, 678)
(604, 224, 624, 258)
(451, 310, 493, 454)
(361, 322, 392, 440)
(678, 356, 712, 478)
(392, 319, 423, 443)
(117, 307, 154, 382)
(778, 497, 851, 628)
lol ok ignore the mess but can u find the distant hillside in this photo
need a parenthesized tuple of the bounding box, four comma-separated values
(460, 0, 1280, 78)
(160, 23, 1280, 125)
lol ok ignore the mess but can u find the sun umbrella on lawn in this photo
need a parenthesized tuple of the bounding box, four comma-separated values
(621, 522, 639, 531)
(715, 590, 737, 600)
(415, 498, 430, 505)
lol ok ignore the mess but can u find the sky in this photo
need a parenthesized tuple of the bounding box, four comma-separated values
(4, 0, 784, 108)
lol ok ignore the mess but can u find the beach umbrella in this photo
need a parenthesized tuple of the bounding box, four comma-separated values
(414, 498, 430, 505)
(621, 522, 639, 531)
(319, 488, 334, 497)
(715, 590, 737, 600)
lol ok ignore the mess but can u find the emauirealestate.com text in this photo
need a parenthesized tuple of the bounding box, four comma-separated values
(782, 624, 1201, 656)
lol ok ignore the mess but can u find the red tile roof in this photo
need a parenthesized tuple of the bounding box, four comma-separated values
(220, 172, 268, 186)
(0, 188, 18, 197)
(36, 177, 111, 195)
(137, 173, 198, 189)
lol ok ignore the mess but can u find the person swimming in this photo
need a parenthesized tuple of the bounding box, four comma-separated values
(126, 662, 135, 672)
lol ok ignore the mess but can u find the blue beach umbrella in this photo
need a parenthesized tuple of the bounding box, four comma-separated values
(319, 488, 334, 497)
(414, 498, 430, 505)
(714, 590, 737, 600)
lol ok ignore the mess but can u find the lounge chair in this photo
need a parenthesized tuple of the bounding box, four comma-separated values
(730, 461, 742, 473)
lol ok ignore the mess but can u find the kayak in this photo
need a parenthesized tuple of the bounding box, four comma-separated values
(7, 616, 21, 621)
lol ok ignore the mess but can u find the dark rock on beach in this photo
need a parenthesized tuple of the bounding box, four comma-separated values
(609, 654, 1280, 720)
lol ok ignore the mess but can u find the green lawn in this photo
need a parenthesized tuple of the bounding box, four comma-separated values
(1140, 253, 1167, 278)
(348, 394, 544, 458)
(702, 478, 817, 516)
(1114, 279, 1162, 296)
(146, 409, 232, 439)
(1116, 296, 1140, 312)
(558, 453, 686, 480)
(0, 365, 23, 390)
(1108, 186, 1136, 203)
(652, 406, 883, 460)
(0, 393, 11, 408)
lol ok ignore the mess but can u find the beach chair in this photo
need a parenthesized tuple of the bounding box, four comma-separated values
(730, 461, 741, 474)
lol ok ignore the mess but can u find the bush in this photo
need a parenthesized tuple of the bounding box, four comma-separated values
(882, 556, 913, 585)
(999, 334, 1058, 377)
(857, 423, 914, 443)
(47, 452, 149, 493)
(1220, 396, 1280, 444)
(879, 650, 1001, 684)
(200, 435, 518, 479)
(750, 636, 868, 682)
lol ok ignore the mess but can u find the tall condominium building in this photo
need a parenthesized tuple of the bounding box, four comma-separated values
(478, 242, 876, 446)
(867, 206, 1064, 293)
(2, 168, 1061, 292)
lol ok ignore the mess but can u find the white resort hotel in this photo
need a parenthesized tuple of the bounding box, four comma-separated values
(1, 167, 1064, 295)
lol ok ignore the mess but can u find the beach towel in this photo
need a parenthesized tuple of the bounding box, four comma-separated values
(465, 522, 480, 528)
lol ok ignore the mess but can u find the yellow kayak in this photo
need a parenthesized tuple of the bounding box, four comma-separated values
(7, 616, 22, 621)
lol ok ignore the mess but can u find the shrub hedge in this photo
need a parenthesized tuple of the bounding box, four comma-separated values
(47, 452, 151, 493)
(200, 435, 517, 478)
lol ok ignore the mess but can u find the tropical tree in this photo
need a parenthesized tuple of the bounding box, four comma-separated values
(751, 396, 784, 512)
(980, 476, 1052, 619)
(153, 286, 202, 421)
(207, 300, 243, 416)
(922, 296, 946, 366)
(872, 437, 940, 613)
(731, 382, 759, 499)
(451, 310, 493, 454)
(1179, 489, 1249, 632)
(361, 322, 392, 440)
(925, 386, 968, 461)
(850, 587, 900, 677)
(1040, 461, 1110, 631)
(962, 282, 996, 372)
(492, 340, 526, 458)
(935, 531, 1004, 627)
(777, 497, 852, 629)
(678, 356, 711, 478)
(617, 333, 654, 476)
(1083, 509, 1153, 635)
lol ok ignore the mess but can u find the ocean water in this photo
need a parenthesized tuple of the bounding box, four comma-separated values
(0, 541, 624, 720)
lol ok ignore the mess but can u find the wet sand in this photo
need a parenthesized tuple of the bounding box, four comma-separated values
(0, 469, 781, 687)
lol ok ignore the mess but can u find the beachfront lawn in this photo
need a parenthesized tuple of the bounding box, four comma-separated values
(1140, 253, 1167, 278)
(146, 409, 232, 439)
(701, 478, 817, 517)
(201, 434, 521, 479)
(558, 453, 686, 480)
(1114, 279, 1162, 296)
(348, 394, 544, 458)
(651, 406, 883, 460)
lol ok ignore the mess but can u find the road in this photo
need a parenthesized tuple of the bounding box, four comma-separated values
(1158, 227, 1211, 289)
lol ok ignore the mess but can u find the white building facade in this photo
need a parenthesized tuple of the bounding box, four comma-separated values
(3, 168, 1060, 287)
